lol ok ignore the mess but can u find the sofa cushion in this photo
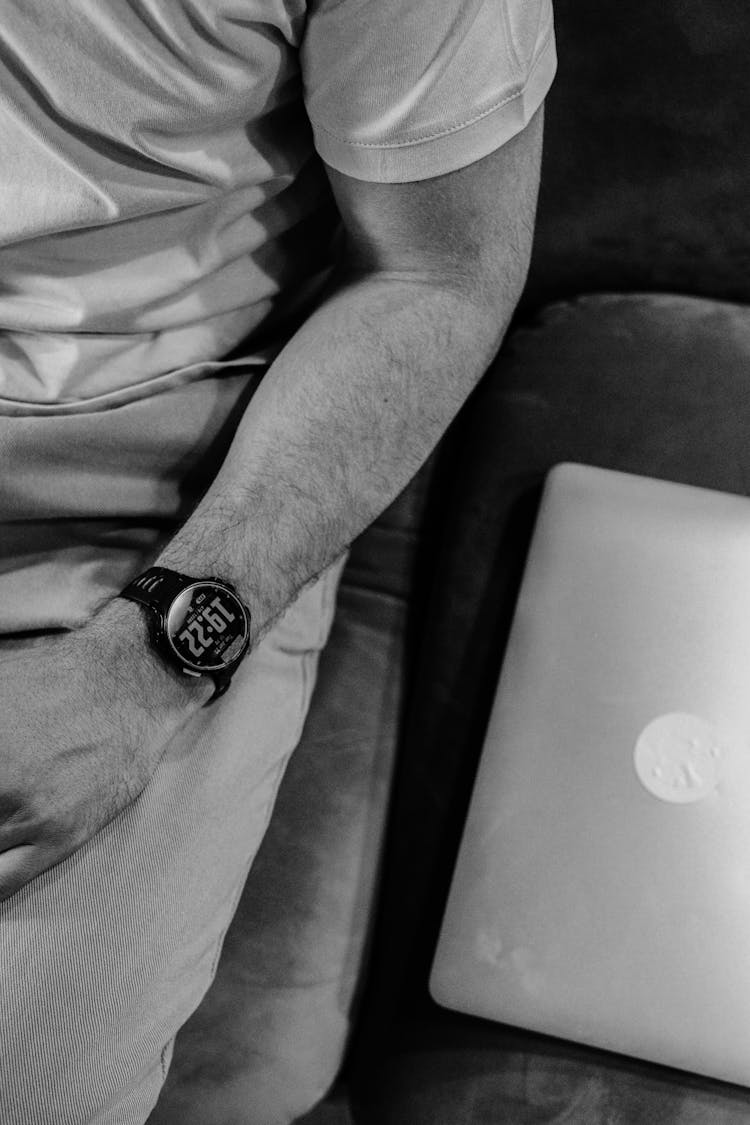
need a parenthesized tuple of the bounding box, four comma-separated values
(349, 293, 750, 1122)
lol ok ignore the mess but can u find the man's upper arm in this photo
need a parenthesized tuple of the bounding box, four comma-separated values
(300, 0, 554, 309)
(321, 107, 545, 314)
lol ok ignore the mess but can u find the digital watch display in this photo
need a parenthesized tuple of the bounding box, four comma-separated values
(166, 582, 250, 671)
(117, 567, 252, 706)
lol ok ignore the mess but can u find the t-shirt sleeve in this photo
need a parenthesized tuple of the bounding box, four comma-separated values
(299, 0, 556, 183)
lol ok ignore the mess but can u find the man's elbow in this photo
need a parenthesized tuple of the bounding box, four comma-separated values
(436, 232, 534, 371)
(435, 113, 544, 358)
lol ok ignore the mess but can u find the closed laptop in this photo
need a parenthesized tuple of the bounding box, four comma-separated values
(430, 462, 750, 1087)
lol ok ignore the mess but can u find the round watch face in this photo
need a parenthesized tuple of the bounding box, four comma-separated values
(165, 582, 250, 672)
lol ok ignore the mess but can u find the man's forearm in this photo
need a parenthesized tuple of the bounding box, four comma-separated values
(153, 267, 515, 642)
(83, 258, 526, 719)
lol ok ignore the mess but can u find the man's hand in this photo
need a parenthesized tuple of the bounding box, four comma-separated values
(0, 602, 210, 901)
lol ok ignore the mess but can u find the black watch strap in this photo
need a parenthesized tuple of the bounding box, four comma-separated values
(119, 566, 193, 610)
(118, 567, 246, 707)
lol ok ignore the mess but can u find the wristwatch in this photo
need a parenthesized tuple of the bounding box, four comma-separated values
(117, 566, 252, 705)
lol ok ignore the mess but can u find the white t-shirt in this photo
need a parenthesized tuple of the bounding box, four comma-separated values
(0, 0, 556, 411)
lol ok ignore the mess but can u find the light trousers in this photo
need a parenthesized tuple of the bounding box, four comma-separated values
(0, 364, 344, 1122)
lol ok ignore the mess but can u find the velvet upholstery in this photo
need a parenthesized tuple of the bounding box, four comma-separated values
(348, 293, 750, 1123)
(523, 0, 750, 310)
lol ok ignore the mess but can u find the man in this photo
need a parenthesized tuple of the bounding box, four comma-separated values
(0, 0, 555, 1119)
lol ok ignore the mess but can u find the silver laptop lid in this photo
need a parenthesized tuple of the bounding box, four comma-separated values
(430, 462, 750, 1087)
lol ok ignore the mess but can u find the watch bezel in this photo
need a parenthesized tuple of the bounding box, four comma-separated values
(161, 579, 251, 674)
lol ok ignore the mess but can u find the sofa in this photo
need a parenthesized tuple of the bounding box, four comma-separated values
(148, 0, 750, 1121)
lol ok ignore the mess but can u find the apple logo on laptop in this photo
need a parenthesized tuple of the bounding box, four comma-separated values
(634, 713, 725, 804)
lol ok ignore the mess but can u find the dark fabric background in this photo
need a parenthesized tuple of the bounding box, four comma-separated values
(522, 0, 750, 310)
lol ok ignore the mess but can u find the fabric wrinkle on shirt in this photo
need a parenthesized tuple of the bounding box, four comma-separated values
(0, 0, 555, 409)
